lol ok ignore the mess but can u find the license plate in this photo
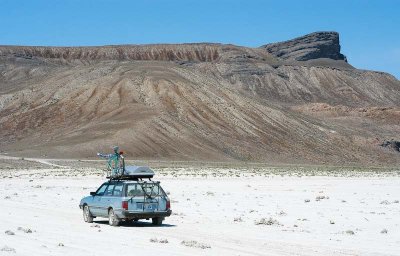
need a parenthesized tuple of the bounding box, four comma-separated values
(136, 203, 156, 210)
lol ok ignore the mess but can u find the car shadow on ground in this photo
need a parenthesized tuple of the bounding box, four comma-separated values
(93, 220, 176, 227)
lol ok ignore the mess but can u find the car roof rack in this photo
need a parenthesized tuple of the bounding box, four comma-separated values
(108, 166, 155, 181)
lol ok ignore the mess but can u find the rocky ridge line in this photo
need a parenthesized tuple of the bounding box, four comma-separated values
(261, 31, 347, 62)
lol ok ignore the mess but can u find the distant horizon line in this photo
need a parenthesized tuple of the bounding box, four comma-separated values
(0, 31, 339, 48)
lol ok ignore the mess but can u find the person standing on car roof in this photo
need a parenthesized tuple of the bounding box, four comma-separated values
(97, 146, 124, 176)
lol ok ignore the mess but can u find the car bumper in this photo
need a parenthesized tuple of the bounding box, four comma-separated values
(118, 209, 172, 219)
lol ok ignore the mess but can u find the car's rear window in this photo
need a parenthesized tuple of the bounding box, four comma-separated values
(126, 183, 162, 198)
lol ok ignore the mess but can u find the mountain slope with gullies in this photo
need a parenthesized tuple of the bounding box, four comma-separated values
(1, 32, 399, 165)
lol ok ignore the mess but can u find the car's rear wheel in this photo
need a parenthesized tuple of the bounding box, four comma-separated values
(83, 205, 93, 223)
(152, 217, 163, 226)
(108, 209, 120, 226)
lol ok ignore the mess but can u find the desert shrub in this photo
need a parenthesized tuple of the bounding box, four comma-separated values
(255, 217, 281, 226)
(181, 240, 211, 249)
(150, 238, 169, 243)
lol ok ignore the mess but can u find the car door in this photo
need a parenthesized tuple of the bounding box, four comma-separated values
(90, 183, 108, 216)
(97, 183, 115, 217)
(141, 182, 163, 212)
(125, 183, 145, 212)
(125, 182, 162, 212)
(110, 183, 123, 209)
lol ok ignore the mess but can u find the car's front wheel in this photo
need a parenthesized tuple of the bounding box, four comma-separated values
(108, 209, 120, 226)
(83, 205, 93, 223)
(152, 217, 163, 226)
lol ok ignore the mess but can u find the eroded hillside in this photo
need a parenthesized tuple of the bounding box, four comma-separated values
(0, 32, 399, 165)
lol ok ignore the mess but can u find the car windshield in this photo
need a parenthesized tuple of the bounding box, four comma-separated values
(126, 183, 162, 198)
(95, 184, 108, 196)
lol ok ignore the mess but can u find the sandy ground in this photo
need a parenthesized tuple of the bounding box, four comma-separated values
(0, 160, 399, 256)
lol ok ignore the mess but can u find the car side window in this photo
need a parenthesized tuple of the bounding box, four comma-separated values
(113, 184, 123, 197)
(96, 184, 108, 196)
(104, 184, 115, 196)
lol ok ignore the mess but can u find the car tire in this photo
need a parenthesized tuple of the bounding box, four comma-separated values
(108, 208, 120, 226)
(83, 205, 93, 223)
(152, 217, 163, 226)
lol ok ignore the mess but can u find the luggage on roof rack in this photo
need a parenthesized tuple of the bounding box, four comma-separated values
(108, 166, 155, 180)
(124, 166, 155, 178)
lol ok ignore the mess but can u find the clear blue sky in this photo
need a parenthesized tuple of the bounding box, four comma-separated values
(1, 0, 399, 78)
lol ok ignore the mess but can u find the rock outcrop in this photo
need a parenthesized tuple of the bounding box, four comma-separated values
(0, 32, 346, 63)
(0, 44, 223, 62)
(261, 32, 347, 62)
(381, 140, 400, 152)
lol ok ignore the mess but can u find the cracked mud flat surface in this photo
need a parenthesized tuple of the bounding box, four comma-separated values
(0, 160, 399, 255)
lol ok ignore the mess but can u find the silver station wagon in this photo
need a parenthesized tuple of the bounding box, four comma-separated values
(79, 166, 171, 226)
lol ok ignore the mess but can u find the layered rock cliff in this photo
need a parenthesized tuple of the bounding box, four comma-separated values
(0, 44, 223, 62)
(261, 32, 347, 62)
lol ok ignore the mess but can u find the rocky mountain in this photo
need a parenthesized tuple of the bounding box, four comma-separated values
(262, 31, 347, 62)
(0, 32, 399, 165)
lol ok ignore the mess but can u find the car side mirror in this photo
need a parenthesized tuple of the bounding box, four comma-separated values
(90, 192, 96, 196)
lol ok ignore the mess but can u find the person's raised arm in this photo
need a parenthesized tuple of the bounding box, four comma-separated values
(97, 152, 113, 159)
